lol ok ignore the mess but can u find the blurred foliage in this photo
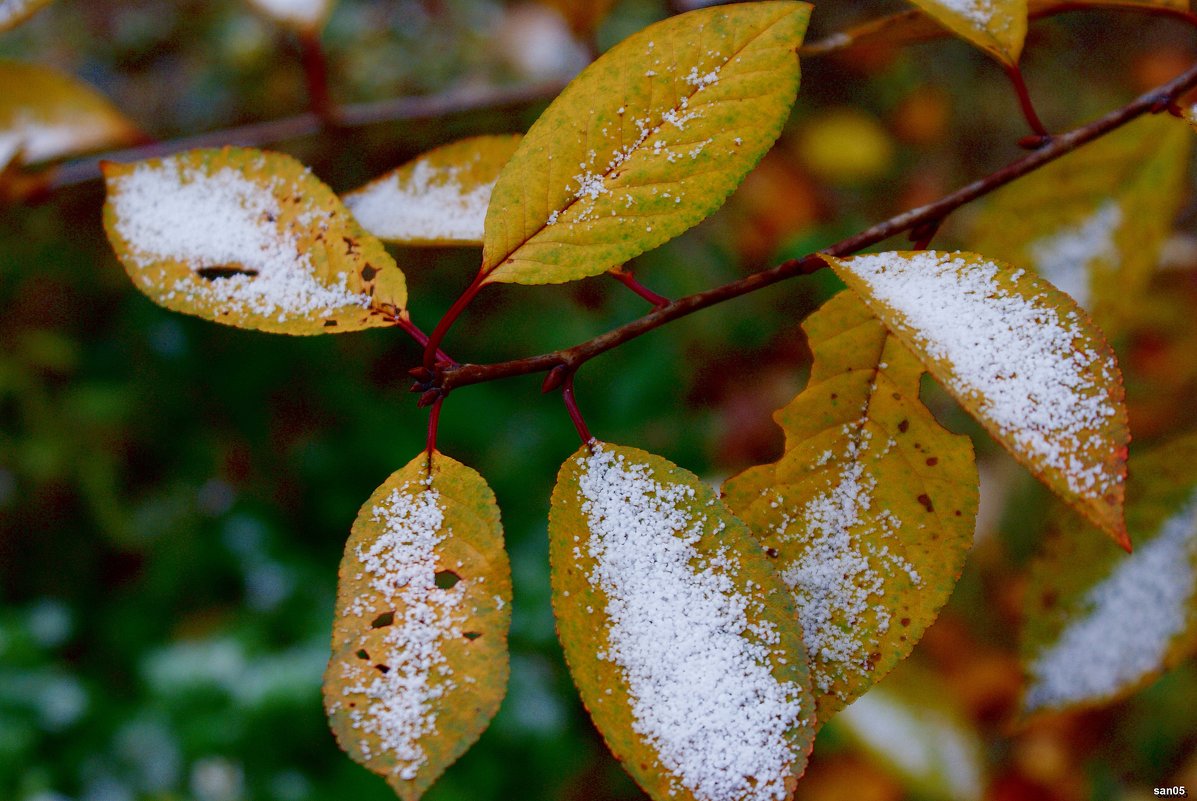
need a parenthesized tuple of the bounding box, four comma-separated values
(1, 1, 1196, 800)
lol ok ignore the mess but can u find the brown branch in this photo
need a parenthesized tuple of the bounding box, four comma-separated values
(439, 61, 1197, 392)
(43, 79, 569, 191)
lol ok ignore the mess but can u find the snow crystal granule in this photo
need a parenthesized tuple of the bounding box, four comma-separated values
(344, 160, 495, 243)
(109, 160, 370, 321)
(247, 0, 326, 25)
(841, 251, 1119, 499)
(936, 0, 997, 27)
(341, 481, 465, 781)
(1025, 490, 1197, 710)
(576, 446, 804, 801)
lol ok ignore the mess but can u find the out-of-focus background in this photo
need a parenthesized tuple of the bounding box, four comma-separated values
(2, 1, 1196, 800)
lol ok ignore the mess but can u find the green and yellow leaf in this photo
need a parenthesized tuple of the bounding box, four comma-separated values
(343, 135, 522, 246)
(324, 451, 511, 801)
(482, 1, 811, 285)
(0, 61, 142, 170)
(245, 0, 334, 32)
(824, 251, 1129, 547)
(0, 0, 51, 32)
(834, 662, 985, 801)
(102, 147, 406, 335)
(905, 0, 1027, 65)
(969, 114, 1190, 336)
(550, 442, 816, 801)
(723, 291, 978, 724)
(1022, 432, 1197, 714)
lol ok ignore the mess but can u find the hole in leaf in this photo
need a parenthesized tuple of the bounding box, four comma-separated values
(375, 664, 390, 674)
(370, 612, 394, 628)
(463, 631, 482, 641)
(361, 263, 378, 281)
(434, 570, 461, 589)
(196, 265, 258, 280)
(355, 649, 370, 660)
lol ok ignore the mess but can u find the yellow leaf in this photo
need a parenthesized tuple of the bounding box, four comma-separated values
(324, 451, 511, 801)
(0, 60, 142, 169)
(0, 0, 51, 32)
(823, 251, 1129, 548)
(1022, 433, 1197, 714)
(537, 0, 618, 37)
(343, 134, 522, 246)
(905, 0, 1028, 65)
(834, 662, 985, 801)
(549, 442, 816, 801)
(723, 291, 978, 724)
(969, 114, 1190, 336)
(102, 147, 406, 335)
(245, 0, 334, 31)
(482, 1, 811, 286)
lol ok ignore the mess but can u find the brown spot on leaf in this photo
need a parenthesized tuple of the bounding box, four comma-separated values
(917, 494, 934, 512)
(926, 457, 938, 466)
(370, 612, 394, 628)
(196, 265, 258, 280)
(361, 263, 378, 282)
(898, 419, 909, 433)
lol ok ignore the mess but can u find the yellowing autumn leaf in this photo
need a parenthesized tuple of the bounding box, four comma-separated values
(343, 135, 522, 246)
(824, 251, 1129, 548)
(102, 147, 406, 335)
(482, 1, 811, 285)
(723, 291, 978, 724)
(1022, 433, 1197, 714)
(905, 0, 1027, 65)
(0, 0, 51, 32)
(245, 0, 334, 31)
(970, 114, 1190, 335)
(0, 61, 142, 170)
(324, 451, 511, 801)
(550, 442, 816, 801)
(835, 663, 985, 801)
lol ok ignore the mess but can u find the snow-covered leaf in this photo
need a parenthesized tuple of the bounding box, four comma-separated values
(723, 291, 978, 724)
(481, 1, 811, 285)
(970, 114, 1190, 335)
(343, 135, 522, 246)
(1022, 433, 1197, 714)
(834, 663, 985, 801)
(324, 451, 511, 801)
(102, 147, 406, 335)
(0, 61, 142, 170)
(823, 251, 1129, 548)
(245, 0, 334, 31)
(0, 0, 51, 32)
(549, 442, 816, 801)
(905, 0, 1027, 65)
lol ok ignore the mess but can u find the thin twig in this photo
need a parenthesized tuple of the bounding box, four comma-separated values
(438, 61, 1197, 392)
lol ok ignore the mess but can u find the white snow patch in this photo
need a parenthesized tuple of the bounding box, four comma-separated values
(841, 251, 1120, 499)
(1025, 489, 1197, 710)
(339, 477, 465, 781)
(345, 159, 494, 243)
(1028, 201, 1122, 310)
(247, 0, 327, 26)
(577, 446, 805, 801)
(2, 112, 121, 165)
(839, 688, 983, 801)
(109, 158, 369, 323)
(935, 0, 997, 27)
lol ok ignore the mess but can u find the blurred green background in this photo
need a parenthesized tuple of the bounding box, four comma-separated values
(3, 1, 1197, 800)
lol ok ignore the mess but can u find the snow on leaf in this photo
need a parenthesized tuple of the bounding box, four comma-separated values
(723, 291, 978, 725)
(245, 0, 334, 31)
(324, 451, 511, 801)
(834, 663, 985, 801)
(1022, 433, 1197, 714)
(905, 0, 1027, 65)
(549, 442, 816, 801)
(102, 147, 407, 335)
(970, 115, 1190, 335)
(481, 1, 811, 286)
(343, 135, 522, 246)
(0, 0, 51, 31)
(823, 251, 1129, 548)
(0, 61, 142, 169)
